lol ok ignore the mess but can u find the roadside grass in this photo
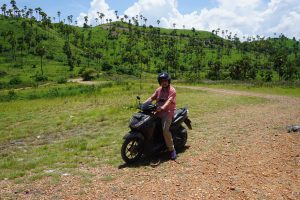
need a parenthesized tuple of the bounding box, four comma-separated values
(0, 81, 268, 181)
(181, 81, 300, 97)
(210, 84, 300, 97)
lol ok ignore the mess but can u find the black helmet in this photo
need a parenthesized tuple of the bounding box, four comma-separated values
(157, 72, 171, 84)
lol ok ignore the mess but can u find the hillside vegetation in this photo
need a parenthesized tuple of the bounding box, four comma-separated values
(0, 1, 300, 90)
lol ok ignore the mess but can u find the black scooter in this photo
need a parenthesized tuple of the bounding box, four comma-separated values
(121, 96, 192, 164)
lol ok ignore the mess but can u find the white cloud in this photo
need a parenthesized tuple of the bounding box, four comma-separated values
(124, 0, 179, 26)
(79, 0, 300, 39)
(77, 0, 117, 26)
(260, 0, 300, 38)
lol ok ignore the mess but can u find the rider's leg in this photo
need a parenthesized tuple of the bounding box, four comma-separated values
(161, 116, 174, 151)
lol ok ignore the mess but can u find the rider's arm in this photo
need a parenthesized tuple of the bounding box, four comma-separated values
(158, 88, 176, 111)
(144, 89, 158, 104)
(144, 97, 153, 104)
(160, 99, 172, 111)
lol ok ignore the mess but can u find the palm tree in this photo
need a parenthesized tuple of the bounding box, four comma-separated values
(109, 18, 112, 26)
(96, 11, 101, 24)
(12, 4, 19, 18)
(57, 11, 61, 22)
(10, 0, 16, 14)
(10, 0, 16, 7)
(84, 16, 89, 27)
(114, 10, 118, 20)
(36, 45, 46, 75)
(28, 8, 33, 18)
(7, 9, 13, 17)
(35, 7, 42, 21)
(8, 33, 17, 61)
(139, 14, 143, 25)
(156, 19, 160, 27)
(67, 15, 73, 25)
(100, 13, 105, 24)
(1, 4, 7, 17)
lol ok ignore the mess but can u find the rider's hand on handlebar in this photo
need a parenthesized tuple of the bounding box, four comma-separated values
(156, 106, 163, 112)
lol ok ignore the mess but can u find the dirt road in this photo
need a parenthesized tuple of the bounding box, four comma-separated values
(1, 86, 300, 199)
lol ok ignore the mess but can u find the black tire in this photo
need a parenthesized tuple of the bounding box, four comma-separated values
(121, 137, 143, 164)
(173, 126, 187, 150)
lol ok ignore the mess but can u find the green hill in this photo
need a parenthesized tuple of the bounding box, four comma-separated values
(0, 11, 300, 89)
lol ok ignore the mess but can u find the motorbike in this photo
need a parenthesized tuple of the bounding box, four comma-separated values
(121, 96, 192, 164)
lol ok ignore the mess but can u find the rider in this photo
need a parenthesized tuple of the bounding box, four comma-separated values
(145, 72, 177, 160)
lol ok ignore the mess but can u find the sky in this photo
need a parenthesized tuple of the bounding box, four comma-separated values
(2, 0, 300, 40)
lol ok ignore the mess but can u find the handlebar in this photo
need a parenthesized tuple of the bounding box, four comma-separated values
(139, 102, 157, 112)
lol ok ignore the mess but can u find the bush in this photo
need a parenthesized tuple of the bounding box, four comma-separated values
(102, 61, 114, 71)
(57, 77, 67, 84)
(115, 66, 135, 75)
(9, 77, 22, 85)
(206, 61, 222, 80)
(0, 90, 18, 101)
(46, 53, 54, 60)
(262, 70, 273, 82)
(81, 68, 97, 81)
(13, 63, 22, 68)
(34, 74, 48, 82)
(0, 70, 7, 77)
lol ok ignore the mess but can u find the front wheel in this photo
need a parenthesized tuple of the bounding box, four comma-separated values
(121, 137, 143, 164)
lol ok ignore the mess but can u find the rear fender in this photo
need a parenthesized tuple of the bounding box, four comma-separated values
(184, 118, 192, 130)
(123, 131, 144, 141)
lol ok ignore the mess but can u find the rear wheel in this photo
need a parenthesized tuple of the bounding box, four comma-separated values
(121, 138, 143, 164)
(173, 126, 187, 150)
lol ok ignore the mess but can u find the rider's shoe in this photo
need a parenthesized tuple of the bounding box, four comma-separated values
(170, 150, 177, 160)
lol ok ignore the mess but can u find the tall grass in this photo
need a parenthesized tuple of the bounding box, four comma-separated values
(0, 82, 115, 102)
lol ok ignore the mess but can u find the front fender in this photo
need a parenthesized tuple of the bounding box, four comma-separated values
(123, 131, 144, 141)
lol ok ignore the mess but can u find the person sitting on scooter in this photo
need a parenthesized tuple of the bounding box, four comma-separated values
(145, 72, 177, 160)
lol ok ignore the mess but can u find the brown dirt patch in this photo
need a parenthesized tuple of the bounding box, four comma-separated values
(1, 87, 300, 199)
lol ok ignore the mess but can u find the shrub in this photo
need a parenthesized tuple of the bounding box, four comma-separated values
(34, 74, 48, 82)
(102, 61, 113, 71)
(81, 68, 97, 81)
(262, 70, 273, 82)
(46, 53, 54, 60)
(0, 70, 7, 77)
(13, 63, 22, 68)
(57, 77, 67, 84)
(9, 77, 22, 85)
(206, 61, 222, 80)
(7, 90, 17, 101)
